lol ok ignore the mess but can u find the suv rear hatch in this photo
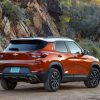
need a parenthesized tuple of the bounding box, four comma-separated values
(0, 39, 48, 60)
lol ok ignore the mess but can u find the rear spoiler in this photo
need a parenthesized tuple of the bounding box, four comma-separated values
(10, 39, 47, 44)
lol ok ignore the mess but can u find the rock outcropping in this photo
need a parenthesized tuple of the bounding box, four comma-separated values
(0, 0, 63, 51)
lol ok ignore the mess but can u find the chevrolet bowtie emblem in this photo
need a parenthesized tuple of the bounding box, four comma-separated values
(13, 53, 18, 56)
(0, 55, 3, 58)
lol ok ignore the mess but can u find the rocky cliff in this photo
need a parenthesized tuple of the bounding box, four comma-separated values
(0, 0, 63, 51)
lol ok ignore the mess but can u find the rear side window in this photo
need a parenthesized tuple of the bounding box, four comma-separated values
(55, 41, 68, 53)
(4, 40, 47, 52)
(65, 41, 82, 54)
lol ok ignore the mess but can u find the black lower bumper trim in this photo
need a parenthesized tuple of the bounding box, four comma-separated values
(0, 71, 47, 83)
(0, 73, 39, 82)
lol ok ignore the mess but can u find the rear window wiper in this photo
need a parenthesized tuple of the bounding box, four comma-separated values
(9, 48, 19, 51)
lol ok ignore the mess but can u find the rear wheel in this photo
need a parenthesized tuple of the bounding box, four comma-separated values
(44, 68, 61, 92)
(1, 79, 17, 90)
(84, 67, 100, 88)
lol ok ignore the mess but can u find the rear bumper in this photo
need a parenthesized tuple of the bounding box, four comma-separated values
(0, 60, 45, 73)
(0, 60, 48, 82)
(0, 72, 47, 83)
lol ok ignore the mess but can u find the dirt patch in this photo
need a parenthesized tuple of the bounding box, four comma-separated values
(0, 82, 100, 100)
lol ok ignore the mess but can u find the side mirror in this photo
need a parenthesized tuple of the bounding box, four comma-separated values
(82, 49, 89, 55)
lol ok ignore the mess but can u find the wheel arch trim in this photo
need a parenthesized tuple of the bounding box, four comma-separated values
(48, 62, 64, 79)
(90, 62, 100, 72)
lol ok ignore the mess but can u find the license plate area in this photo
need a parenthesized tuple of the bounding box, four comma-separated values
(10, 67, 20, 73)
(3, 67, 30, 74)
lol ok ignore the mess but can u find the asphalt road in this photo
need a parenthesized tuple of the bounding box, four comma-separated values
(0, 82, 100, 100)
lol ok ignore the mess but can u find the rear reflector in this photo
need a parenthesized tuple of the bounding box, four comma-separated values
(65, 71, 69, 74)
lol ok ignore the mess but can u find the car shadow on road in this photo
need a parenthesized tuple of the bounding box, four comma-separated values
(60, 84, 86, 90)
(0, 83, 87, 93)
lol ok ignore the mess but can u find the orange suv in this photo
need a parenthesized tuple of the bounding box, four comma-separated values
(0, 37, 100, 92)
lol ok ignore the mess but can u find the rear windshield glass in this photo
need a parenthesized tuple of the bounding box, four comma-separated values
(4, 40, 47, 51)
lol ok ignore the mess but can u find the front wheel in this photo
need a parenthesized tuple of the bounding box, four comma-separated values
(44, 68, 61, 92)
(84, 67, 100, 88)
(1, 79, 17, 90)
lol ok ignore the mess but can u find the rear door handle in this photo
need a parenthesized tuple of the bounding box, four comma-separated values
(74, 56, 77, 58)
(58, 55, 62, 57)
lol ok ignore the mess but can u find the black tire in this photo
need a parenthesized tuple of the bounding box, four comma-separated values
(44, 68, 61, 92)
(1, 79, 17, 90)
(84, 67, 100, 88)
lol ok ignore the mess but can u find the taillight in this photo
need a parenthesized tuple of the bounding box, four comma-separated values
(31, 51, 48, 59)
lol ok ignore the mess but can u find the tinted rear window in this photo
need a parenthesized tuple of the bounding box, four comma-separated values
(5, 40, 47, 51)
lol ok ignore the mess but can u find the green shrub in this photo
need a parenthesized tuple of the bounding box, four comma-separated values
(2, 0, 25, 22)
(60, 0, 100, 40)
(79, 39, 100, 59)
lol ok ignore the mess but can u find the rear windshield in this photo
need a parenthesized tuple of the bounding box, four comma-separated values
(4, 40, 47, 52)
